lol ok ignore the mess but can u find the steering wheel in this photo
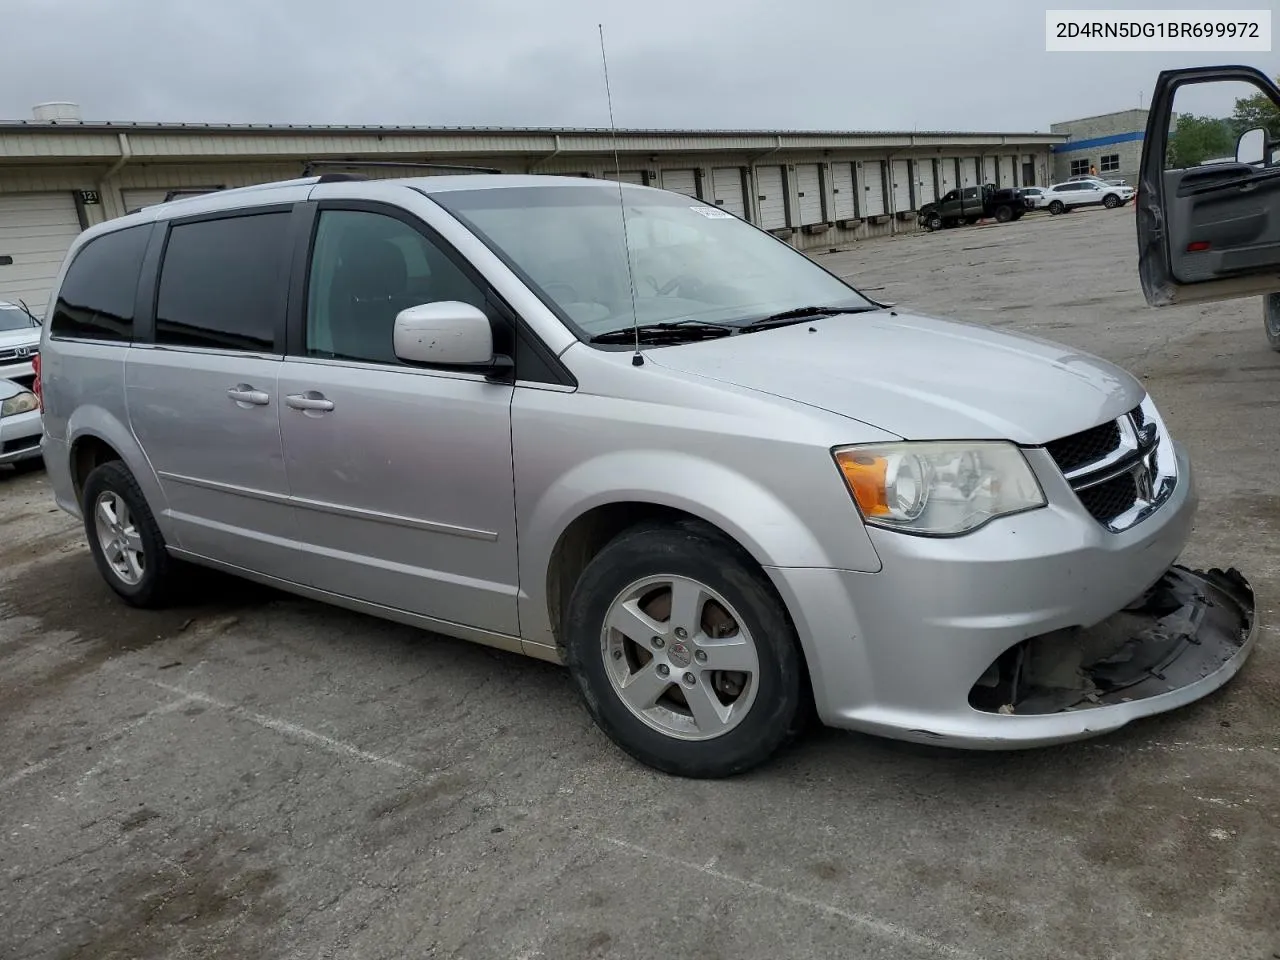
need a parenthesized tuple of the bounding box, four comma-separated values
(657, 274, 705, 298)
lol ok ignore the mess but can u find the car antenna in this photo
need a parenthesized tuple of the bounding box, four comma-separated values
(598, 23, 643, 367)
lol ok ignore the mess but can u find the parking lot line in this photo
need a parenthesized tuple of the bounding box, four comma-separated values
(147, 678, 425, 777)
(598, 835, 988, 960)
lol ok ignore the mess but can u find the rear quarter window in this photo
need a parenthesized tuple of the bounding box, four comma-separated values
(49, 224, 151, 342)
(155, 211, 291, 352)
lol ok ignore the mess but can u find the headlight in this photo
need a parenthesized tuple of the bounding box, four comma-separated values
(0, 391, 38, 418)
(833, 441, 1046, 536)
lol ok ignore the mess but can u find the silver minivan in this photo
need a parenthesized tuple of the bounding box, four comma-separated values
(36, 170, 1256, 777)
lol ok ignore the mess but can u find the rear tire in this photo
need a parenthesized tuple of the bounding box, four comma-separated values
(994, 205, 1013, 223)
(1265, 293, 1280, 352)
(1048, 200, 1065, 215)
(82, 460, 183, 608)
(562, 521, 807, 778)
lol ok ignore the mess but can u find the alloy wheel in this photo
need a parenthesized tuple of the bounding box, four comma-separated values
(600, 574, 760, 741)
(94, 491, 146, 586)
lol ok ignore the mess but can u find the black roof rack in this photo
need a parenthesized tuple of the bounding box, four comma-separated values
(301, 159, 502, 177)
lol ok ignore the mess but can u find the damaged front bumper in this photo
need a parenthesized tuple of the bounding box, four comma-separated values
(968, 566, 1256, 721)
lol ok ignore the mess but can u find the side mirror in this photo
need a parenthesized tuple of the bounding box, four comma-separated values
(1236, 127, 1266, 165)
(393, 301, 495, 367)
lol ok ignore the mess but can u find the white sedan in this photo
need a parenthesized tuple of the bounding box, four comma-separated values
(1043, 179, 1136, 214)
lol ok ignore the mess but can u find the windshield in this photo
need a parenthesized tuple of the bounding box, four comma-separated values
(431, 184, 874, 339)
(0, 306, 37, 332)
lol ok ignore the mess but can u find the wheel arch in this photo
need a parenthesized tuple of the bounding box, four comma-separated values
(64, 406, 171, 535)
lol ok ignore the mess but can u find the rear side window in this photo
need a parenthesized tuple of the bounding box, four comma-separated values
(50, 225, 150, 342)
(155, 212, 291, 352)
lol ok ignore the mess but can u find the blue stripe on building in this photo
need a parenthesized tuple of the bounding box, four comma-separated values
(1051, 130, 1144, 154)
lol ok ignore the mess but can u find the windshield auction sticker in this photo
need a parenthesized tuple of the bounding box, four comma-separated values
(1046, 9, 1271, 50)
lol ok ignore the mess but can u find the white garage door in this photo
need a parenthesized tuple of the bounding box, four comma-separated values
(862, 161, 886, 217)
(940, 157, 959, 193)
(0, 192, 83, 317)
(916, 159, 937, 204)
(982, 156, 997, 185)
(830, 163, 856, 220)
(602, 170, 646, 185)
(795, 164, 824, 225)
(961, 157, 979, 187)
(660, 168, 699, 198)
(710, 167, 746, 218)
(998, 156, 1016, 187)
(755, 166, 787, 229)
(890, 160, 913, 212)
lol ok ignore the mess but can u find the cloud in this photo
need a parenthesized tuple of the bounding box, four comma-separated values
(3, 0, 1277, 131)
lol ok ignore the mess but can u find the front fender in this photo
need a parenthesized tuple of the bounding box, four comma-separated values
(517, 449, 882, 648)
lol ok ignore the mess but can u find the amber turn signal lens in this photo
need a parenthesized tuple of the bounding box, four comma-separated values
(834, 451, 891, 517)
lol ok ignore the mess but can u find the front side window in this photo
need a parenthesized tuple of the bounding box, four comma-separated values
(156, 212, 291, 352)
(1070, 158, 1091, 177)
(433, 184, 872, 340)
(305, 209, 487, 364)
(50, 225, 150, 342)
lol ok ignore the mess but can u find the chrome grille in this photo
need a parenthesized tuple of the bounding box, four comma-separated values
(0, 344, 37, 363)
(1046, 404, 1169, 532)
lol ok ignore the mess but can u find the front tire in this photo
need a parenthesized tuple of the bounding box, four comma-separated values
(1265, 293, 1280, 352)
(1103, 193, 1120, 209)
(926, 213, 943, 231)
(562, 521, 807, 778)
(82, 460, 182, 608)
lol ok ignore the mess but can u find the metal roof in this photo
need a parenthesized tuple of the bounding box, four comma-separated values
(0, 119, 1063, 139)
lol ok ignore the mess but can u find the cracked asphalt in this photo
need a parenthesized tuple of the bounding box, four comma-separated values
(2, 206, 1278, 960)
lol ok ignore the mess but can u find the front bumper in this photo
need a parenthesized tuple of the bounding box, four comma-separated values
(768, 440, 1259, 748)
(0, 408, 43, 465)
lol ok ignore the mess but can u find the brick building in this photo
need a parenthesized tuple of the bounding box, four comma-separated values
(1049, 108, 1150, 186)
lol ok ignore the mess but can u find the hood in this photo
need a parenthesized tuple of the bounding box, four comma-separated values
(0, 327, 40, 349)
(0, 377, 28, 401)
(643, 310, 1144, 444)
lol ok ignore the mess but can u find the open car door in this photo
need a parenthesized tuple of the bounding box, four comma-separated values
(1137, 65, 1280, 348)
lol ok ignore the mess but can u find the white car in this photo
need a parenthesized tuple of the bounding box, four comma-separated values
(1020, 186, 1051, 209)
(1044, 179, 1136, 214)
(0, 300, 41, 390)
(0, 377, 42, 470)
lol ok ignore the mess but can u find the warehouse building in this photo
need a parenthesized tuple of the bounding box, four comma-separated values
(1, 102, 1064, 313)
(1050, 108, 1149, 186)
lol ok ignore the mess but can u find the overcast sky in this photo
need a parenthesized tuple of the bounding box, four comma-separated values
(3, 0, 1277, 131)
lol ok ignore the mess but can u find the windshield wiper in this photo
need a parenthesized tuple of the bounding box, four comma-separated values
(589, 320, 736, 344)
(746, 304, 879, 327)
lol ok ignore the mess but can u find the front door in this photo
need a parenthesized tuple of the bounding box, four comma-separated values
(278, 204, 521, 639)
(125, 208, 301, 581)
(1137, 65, 1280, 309)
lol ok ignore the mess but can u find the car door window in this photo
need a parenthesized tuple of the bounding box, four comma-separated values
(156, 212, 291, 352)
(306, 209, 487, 364)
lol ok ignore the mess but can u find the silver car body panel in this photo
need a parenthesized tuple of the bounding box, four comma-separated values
(0, 378, 42, 465)
(36, 173, 1256, 750)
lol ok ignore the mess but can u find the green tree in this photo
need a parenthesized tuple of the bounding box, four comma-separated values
(1167, 113, 1236, 168)
(1231, 78, 1280, 140)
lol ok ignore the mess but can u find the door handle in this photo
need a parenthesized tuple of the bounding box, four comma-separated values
(286, 391, 335, 412)
(227, 384, 269, 406)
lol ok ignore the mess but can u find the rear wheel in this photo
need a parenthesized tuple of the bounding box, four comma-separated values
(562, 522, 807, 778)
(1103, 193, 1120, 208)
(994, 205, 1014, 223)
(82, 460, 182, 608)
(1265, 293, 1280, 352)
(1048, 200, 1065, 215)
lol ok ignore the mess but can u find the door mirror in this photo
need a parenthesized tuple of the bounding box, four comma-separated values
(1236, 127, 1267, 165)
(393, 301, 494, 367)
